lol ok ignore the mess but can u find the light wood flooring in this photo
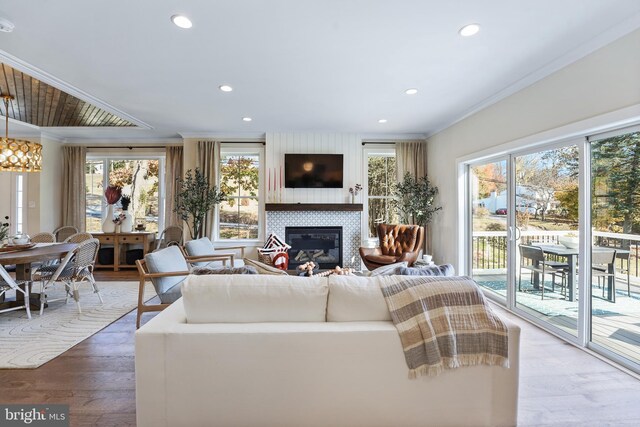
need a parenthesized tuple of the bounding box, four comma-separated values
(0, 276, 639, 426)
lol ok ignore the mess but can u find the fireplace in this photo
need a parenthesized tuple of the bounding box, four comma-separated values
(285, 226, 343, 269)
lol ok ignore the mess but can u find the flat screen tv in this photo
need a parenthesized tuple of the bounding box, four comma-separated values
(284, 154, 343, 188)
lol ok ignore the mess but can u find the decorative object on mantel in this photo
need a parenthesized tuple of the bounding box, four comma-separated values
(102, 185, 122, 233)
(119, 194, 133, 232)
(349, 183, 362, 204)
(0, 215, 9, 247)
(174, 168, 226, 239)
(0, 94, 43, 172)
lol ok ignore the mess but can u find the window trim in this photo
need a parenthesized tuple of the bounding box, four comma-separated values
(215, 143, 264, 244)
(85, 154, 166, 234)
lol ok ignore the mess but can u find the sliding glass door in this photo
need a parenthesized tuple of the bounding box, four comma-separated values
(590, 129, 640, 367)
(513, 144, 580, 337)
(469, 159, 508, 301)
(465, 128, 640, 372)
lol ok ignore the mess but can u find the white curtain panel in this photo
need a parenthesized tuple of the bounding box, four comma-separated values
(196, 140, 219, 239)
(61, 145, 87, 232)
(164, 145, 184, 227)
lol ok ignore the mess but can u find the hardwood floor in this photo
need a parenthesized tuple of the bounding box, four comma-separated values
(0, 278, 639, 426)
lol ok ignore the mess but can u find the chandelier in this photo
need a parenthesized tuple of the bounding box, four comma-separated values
(1, 94, 42, 172)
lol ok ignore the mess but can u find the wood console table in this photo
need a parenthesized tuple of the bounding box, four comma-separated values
(92, 231, 156, 271)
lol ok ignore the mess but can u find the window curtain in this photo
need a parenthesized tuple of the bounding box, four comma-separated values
(164, 145, 184, 227)
(197, 140, 219, 239)
(61, 145, 87, 232)
(395, 141, 431, 254)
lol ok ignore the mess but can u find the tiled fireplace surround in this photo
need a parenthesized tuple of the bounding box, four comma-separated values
(265, 210, 362, 269)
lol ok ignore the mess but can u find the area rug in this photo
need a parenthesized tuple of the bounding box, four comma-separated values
(0, 281, 154, 369)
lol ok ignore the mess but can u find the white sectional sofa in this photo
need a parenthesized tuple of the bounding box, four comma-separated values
(135, 275, 520, 427)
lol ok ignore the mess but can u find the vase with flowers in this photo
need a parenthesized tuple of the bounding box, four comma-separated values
(102, 185, 122, 233)
(120, 194, 133, 232)
(0, 216, 9, 247)
(349, 184, 362, 204)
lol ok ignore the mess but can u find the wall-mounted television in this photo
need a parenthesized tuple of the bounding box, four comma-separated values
(284, 154, 343, 188)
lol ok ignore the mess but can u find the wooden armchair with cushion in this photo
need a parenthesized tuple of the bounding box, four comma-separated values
(359, 224, 424, 271)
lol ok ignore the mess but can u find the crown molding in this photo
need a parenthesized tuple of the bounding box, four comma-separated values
(178, 131, 266, 140)
(360, 133, 426, 141)
(426, 11, 640, 138)
(0, 49, 153, 130)
(62, 137, 182, 145)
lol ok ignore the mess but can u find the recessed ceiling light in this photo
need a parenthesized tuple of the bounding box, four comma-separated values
(405, 88, 418, 95)
(459, 23, 480, 37)
(242, 117, 252, 122)
(171, 15, 193, 29)
(378, 119, 388, 124)
(219, 85, 233, 92)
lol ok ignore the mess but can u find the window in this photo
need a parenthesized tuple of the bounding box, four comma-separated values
(15, 174, 24, 234)
(366, 149, 397, 238)
(218, 148, 261, 240)
(85, 157, 165, 233)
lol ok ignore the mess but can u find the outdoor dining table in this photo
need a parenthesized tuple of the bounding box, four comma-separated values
(531, 244, 629, 302)
(0, 242, 78, 310)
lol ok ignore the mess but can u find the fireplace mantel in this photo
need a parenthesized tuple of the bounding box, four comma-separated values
(265, 203, 363, 212)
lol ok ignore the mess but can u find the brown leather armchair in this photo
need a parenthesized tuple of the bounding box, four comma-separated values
(359, 224, 424, 271)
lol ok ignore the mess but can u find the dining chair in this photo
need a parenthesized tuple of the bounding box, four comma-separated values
(36, 238, 103, 315)
(30, 232, 56, 244)
(592, 249, 617, 302)
(519, 244, 567, 300)
(0, 264, 31, 319)
(53, 226, 79, 242)
(64, 232, 94, 244)
(156, 225, 184, 250)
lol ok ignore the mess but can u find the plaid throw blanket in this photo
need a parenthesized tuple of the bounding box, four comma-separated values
(379, 275, 509, 378)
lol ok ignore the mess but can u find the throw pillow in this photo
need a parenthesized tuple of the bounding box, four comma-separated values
(369, 261, 409, 276)
(191, 265, 258, 275)
(397, 264, 455, 276)
(243, 258, 289, 275)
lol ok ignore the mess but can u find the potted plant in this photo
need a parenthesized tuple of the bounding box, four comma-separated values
(393, 172, 442, 252)
(174, 168, 226, 239)
(120, 194, 133, 232)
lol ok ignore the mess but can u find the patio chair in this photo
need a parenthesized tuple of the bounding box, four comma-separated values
(156, 225, 184, 250)
(0, 264, 32, 319)
(135, 245, 190, 329)
(592, 249, 617, 302)
(53, 226, 79, 242)
(35, 238, 103, 315)
(30, 232, 56, 243)
(518, 244, 567, 300)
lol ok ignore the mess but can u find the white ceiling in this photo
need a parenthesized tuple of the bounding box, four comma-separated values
(1, 0, 640, 141)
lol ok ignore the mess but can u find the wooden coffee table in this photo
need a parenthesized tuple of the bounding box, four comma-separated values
(0, 243, 78, 309)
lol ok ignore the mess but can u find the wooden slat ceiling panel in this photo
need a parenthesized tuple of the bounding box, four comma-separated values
(0, 63, 135, 127)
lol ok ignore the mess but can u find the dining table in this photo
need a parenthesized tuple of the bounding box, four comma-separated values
(0, 242, 78, 310)
(530, 244, 629, 302)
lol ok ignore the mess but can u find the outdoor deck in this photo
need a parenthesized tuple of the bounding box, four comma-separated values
(475, 273, 640, 366)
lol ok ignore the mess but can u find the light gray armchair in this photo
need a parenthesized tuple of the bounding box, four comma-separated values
(183, 237, 242, 268)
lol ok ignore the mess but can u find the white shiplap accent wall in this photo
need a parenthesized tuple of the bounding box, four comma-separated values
(265, 133, 363, 203)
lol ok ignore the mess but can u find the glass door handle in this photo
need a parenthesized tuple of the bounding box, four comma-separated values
(515, 226, 522, 241)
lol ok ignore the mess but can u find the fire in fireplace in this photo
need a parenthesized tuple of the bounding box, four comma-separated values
(285, 226, 343, 270)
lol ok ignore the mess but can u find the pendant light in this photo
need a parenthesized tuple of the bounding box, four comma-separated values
(0, 94, 42, 172)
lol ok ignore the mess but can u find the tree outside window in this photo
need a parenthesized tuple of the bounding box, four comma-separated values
(367, 152, 398, 238)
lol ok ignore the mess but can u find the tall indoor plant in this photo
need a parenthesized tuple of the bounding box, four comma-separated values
(174, 168, 226, 239)
(393, 172, 442, 250)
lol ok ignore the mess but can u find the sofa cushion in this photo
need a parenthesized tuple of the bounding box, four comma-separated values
(327, 276, 391, 321)
(243, 258, 288, 275)
(144, 246, 190, 304)
(182, 275, 329, 323)
(398, 264, 455, 276)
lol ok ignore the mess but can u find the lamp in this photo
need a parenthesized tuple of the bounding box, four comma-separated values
(1, 94, 42, 172)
